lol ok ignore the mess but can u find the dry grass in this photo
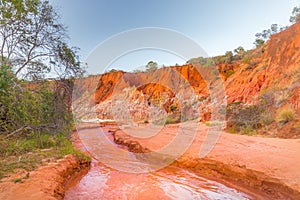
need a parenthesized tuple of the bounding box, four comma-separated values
(276, 107, 296, 123)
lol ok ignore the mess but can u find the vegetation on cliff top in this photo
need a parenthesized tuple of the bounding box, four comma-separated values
(188, 6, 300, 66)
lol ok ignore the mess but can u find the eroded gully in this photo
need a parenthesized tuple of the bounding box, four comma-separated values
(64, 127, 252, 200)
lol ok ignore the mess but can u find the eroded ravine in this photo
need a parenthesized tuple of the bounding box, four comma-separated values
(64, 126, 252, 200)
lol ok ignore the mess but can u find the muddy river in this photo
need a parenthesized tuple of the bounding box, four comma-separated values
(64, 127, 251, 200)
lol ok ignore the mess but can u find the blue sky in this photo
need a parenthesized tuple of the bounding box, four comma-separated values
(49, 0, 298, 73)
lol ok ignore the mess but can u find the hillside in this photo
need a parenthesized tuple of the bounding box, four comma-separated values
(73, 22, 300, 138)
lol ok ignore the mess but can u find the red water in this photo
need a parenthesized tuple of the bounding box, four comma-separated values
(64, 127, 251, 200)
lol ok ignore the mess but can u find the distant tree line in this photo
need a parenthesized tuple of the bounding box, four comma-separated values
(254, 6, 300, 48)
(188, 6, 300, 67)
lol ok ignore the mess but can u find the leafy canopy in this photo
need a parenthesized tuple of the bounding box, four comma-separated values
(0, 0, 84, 80)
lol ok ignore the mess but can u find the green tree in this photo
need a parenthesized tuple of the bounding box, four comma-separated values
(254, 32, 266, 48)
(234, 46, 245, 55)
(233, 46, 245, 59)
(290, 6, 300, 23)
(0, 0, 83, 79)
(145, 61, 158, 72)
(254, 38, 265, 48)
(224, 51, 233, 64)
(0, 0, 83, 138)
(270, 24, 278, 34)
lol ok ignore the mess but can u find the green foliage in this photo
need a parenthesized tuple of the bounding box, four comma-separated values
(294, 123, 300, 129)
(108, 69, 118, 73)
(225, 70, 234, 78)
(260, 112, 275, 126)
(153, 114, 181, 125)
(187, 57, 214, 67)
(0, 0, 88, 180)
(228, 101, 242, 106)
(224, 51, 233, 63)
(0, 0, 83, 79)
(188, 51, 236, 66)
(290, 6, 300, 23)
(276, 108, 295, 123)
(227, 125, 237, 134)
(145, 61, 158, 72)
(0, 65, 14, 96)
(243, 56, 251, 64)
(165, 115, 181, 124)
(227, 104, 265, 134)
(14, 178, 23, 183)
(168, 104, 178, 112)
(133, 69, 143, 73)
(0, 133, 90, 179)
(240, 125, 256, 135)
(198, 96, 207, 102)
(234, 46, 245, 54)
(233, 46, 246, 60)
(212, 51, 233, 64)
(202, 58, 214, 67)
(0, 65, 74, 141)
(226, 91, 289, 135)
(254, 38, 265, 48)
(253, 24, 285, 48)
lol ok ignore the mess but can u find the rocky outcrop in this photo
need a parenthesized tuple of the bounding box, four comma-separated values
(74, 23, 300, 137)
(225, 22, 300, 106)
(81, 23, 299, 109)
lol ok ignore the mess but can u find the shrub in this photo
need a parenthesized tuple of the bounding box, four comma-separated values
(169, 104, 178, 112)
(240, 125, 256, 135)
(290, 6, 300, 23)
(226, 103, 267, 134)
(243, 56, 251, 64)
(260, 112, 275, 126)
(294, 123, 300, 129)
(165, 115, 181, 124)
(225, 70, 234, 78)
(153, 114, 181, 125)
(276, 108, 295, 123)
(0, 65, 74, 148)
(228, 125, 237, 134)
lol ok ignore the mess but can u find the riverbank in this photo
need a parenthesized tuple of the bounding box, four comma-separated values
(4, 122, 298, 199)
(65, 124, 254, 199)
(111, 122, 300, 199)
(0, 129, 91, 200)
(0, 154, 90, 200)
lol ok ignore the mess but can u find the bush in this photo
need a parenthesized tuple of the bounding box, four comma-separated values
(0, 65, 73, 137)
(260, 112, 275, 126)
(243, 56, 251, 64)
(276, 108, 295, 123)
(153, 114, 181, 125)
(227, 104, 266, 134)
(169, 104, 178, 112)
(0, 133, 90, 179)
(240, 125, 256, 135)
(290, 6, 300, 23)
(225, 70, 234, 78)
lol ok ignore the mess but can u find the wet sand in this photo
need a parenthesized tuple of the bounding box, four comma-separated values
(111, 121, 300, 199)
(64, 125, 253, 200)
(3, 121, 298, 200)
(0, 155, 90, 200)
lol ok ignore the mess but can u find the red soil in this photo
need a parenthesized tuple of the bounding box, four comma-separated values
(112, 122, 300, 199)
(0, 155, 90, 200)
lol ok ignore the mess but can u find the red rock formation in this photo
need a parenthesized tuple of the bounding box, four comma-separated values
(78, 22, 300, 126)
